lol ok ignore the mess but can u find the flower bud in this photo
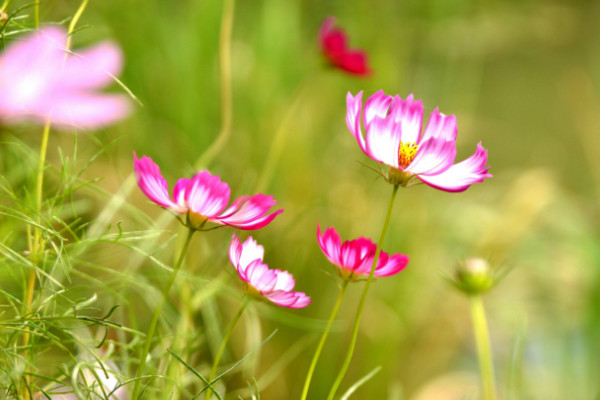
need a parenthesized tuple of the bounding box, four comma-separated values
(454, 258, 494, 295)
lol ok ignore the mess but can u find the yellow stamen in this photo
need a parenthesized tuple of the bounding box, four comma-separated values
(398, 141, 419, 169)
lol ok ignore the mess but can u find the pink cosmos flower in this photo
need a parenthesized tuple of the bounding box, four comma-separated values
(346, 90, 492, 192)
(317, 225, 408, 281)
(229, 234, 310, 308)
(319, 17, 371, 76)
(133, 153, 283, 230)
(0, 27, 131, 129)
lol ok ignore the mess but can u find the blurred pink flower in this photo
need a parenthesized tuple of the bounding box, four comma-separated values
(229, 234, 310, 308)
(134, 153, 283, 230)
(346, 90, 492, 192)
(317, 225, 408, 281)
(0, 27, 131, 129)
(319, 17, 371, 76)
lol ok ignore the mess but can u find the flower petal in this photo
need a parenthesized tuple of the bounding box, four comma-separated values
(346, 91, 367, 154)
(62, 41, 124, 89)
(418, 143, 492, 192)
(185, 171, 231, 218)
(133, 152, 182, 212)
(419, 108, 458, 143)
(407, 137, 456, 175)
(365, 115, 401, 167)
(316, 225, 342, 268)
(389, 94, 424, 144)
(264, 290, 311, 308)
(217, 194, 282, 230)
(374, 252, 409, 277)
(42, 92, 131, 129)
(229, 234, 265, 276)
(363, 90, 392, 129)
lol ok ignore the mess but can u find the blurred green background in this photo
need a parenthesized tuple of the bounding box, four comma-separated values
(4, 0, 600, 398)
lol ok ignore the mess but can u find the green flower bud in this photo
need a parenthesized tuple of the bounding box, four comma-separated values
(454, 258, 494, 295)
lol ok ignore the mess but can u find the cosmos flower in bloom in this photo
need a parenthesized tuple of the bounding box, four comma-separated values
(229, 234, 310, 308)
(319, 17, 371, 76)
(317, 225, 408, 281)
(133, 153, 282, 230)
(346, 90, 492, 192)
(0, 28, 130, 129)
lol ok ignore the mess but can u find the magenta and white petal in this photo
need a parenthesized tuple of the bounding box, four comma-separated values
(272, 270, 296, 292)
(246, 260, 278, 292)
(389, 94, 424, 144)
(62, 41, 123, 89)
(42, 92, 131, 129)
(265, 290, 311, 308)
(346, 91, 367, 154)
(406, 137, 456, 175)
(133, 153, 182, 212)
(217, 194, 283, 230)
(417, 143, 492, 192)
(419, 108, 457, 144)
(173, 178, 191, 208)
(185, 171, 231, 218)
(363, 90, 392, 129)
(229, 235, 265, 274)
(364, 116, 401, 167)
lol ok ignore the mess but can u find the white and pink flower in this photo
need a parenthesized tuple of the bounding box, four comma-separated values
(346, 90, 492, 192)
(317, 225, 408, 280)
(0, 28, 130, 129)
(229, 234, 310, 308)
(134, 153, 282, 230)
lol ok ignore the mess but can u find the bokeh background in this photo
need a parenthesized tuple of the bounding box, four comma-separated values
(3, 0, 600, 398)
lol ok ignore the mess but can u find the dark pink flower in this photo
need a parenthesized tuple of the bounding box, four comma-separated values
(346, 90, 492, 192)
(0, 28, 130, 129)
(133, 153, 283, 230)
(317, 225, 408, 281)
(319, 17, 371, 76)
(229, 234, 310, 308)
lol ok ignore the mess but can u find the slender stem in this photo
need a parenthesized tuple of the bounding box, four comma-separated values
(131, 229, 195, 400)
(204, 296, 251, 400)
(21, 120, 51, 400)
(65, 0, 89, 51)
(470, 295, 497, 400)
(326, 184, 399, 400)
(33, 0, 38, 29)
(300, 280, 349, 400)
(195, 0, 234, 169)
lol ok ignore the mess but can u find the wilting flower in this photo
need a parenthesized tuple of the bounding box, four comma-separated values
(319, 16, 371, 76)
(134, 153, 282, 230)
(317, 225, 408, 281)
(346, 90, 492, 192)
(0, 27, 130, 129)
(229, 234, 310, 308)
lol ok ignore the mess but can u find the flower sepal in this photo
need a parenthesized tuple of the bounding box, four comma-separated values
(448, 258, 508, 296)
(385, 167, 420, 187)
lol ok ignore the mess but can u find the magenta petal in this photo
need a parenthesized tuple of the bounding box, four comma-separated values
(418, 143, 492, 192)
(217, 194, 282, 230)
(173, 178, 191, 209)
(374, 252, 409, 277)
(389, 94, 424, 144)
(317, 225, 342, 268)
(133, 152, 182, 212)
(365, 116, 402, 168)
(265, 291, 311, 308)
(185, 171, 231, 218)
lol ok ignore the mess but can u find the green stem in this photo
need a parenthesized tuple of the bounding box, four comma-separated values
(470, 295, 497, 400)
(65, 0, 88, 50)
(204, 296, 250, 400)
(300, 280, 349, 400)
(195, 0, 234, 169)
(326, 184, 399, 400)
(132, 229, 195, 400)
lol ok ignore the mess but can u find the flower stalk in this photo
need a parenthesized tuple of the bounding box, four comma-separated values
(326, 184, 399, 400)
(301, 279, 349, 400)
(204, 296, 251, 400)
(132, 228, 195, 400)
(470, 294, 497, 400)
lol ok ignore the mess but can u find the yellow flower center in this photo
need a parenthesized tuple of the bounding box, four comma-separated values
(398, 141, 419, 169)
